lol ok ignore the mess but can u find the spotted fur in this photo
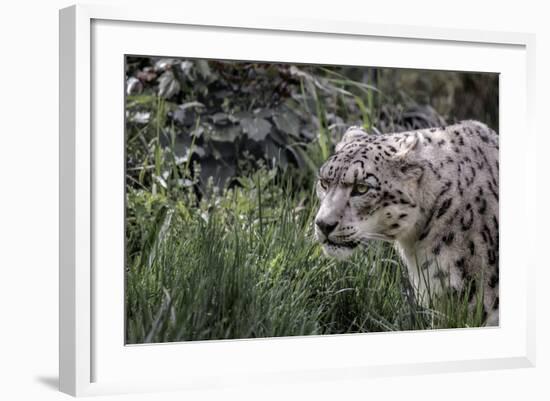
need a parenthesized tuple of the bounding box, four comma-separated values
(314, 121, 499, 326)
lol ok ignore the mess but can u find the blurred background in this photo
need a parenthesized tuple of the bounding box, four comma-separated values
(125, 57, 498, 195)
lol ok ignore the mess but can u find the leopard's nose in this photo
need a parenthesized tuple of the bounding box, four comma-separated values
(316, 219, 338, 237)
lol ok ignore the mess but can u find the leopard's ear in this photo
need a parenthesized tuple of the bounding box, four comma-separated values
(394, 134, 419, 158)
(335, 126, 368, 152)
(393, 134, 424, 181)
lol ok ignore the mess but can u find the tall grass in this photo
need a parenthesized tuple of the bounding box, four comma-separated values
(126, 167, 484, 344)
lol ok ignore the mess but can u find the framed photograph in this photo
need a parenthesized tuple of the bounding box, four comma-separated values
(59, 4, 536, 396)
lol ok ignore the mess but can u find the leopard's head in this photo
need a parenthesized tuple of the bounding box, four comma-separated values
(314, 127, 425, 259)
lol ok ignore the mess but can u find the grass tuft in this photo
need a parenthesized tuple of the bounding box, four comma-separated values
(126, 167, 484, 344)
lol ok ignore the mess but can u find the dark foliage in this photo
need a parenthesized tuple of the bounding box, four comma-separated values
(125, 57, 498, 194)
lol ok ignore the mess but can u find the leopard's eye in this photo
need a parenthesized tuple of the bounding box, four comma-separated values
(351, 183, 369, 196)
(319, 179, 329, 190)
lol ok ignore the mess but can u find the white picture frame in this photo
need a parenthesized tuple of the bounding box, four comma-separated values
(59, 3, 536, 397)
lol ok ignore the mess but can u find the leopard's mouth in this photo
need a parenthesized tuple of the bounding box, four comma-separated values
(319, 239, 358, 260)
(323, 239, 359, 249)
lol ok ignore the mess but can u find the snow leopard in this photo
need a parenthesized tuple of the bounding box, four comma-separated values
(314, 120, 499, 326)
